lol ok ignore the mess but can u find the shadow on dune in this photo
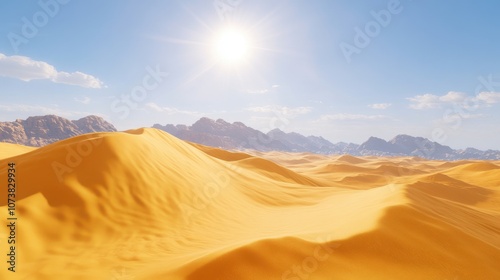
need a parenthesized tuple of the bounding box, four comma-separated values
(184, 237, 341, 280)
(409, 173, 495, 205)
(185, 203, 500, 280)
(184, 167, 500, 280)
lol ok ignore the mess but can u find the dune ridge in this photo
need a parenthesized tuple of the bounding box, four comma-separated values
(0, 128, 499, 279)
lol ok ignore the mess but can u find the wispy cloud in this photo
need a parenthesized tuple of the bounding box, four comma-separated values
(245, 84, 280, 94)
(145, 102, 201, 116)
(408, 91, 500, 110)
(74, 96, 91, 105)
(0, 104, 103, 118)
(319, 113, 386, 121)
(246, 89, 269, 94)
(459, 113, 485, 119)
(368, 103, 392, 110)
(53, 71, 103, 89)
(476, 92, 500, 105)
(407, 93, 444, 109)
(246, 105, 312, 117)
(0, 53, 104, 88)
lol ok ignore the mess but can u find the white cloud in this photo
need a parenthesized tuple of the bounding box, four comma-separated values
(246, 84, 280, 94)
(407, 93, 441, 109)
(309, 100, 323, 104)
(145, 102, 163, 112)
(246, 105, 312, 117)
(0, 104, 103, 118)
(319, 113, 386, 121)
(245, 105, 311, 132)
(408, 91, 500, 110)
(145, 102, 201, 116)
(0, 104, 64, 115)
(54, 71, 104, 89)
(439, 91, 467, 103)
(460, 113, 484, 119)
(368, 103, 392, 110)
(74, 96, 91, 105)
(0, 53, 103, 88)
(246, 89, 269, 94)
(476, 92, 500, 104)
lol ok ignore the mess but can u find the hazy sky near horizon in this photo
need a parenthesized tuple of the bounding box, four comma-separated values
(1, 0, 500, 149)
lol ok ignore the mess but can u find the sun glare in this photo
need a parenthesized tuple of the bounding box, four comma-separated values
(214, 28, 249, 64)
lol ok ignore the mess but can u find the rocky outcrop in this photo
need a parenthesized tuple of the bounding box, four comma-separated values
(0, 115, 116, 147)
(155, 117, 500, 160)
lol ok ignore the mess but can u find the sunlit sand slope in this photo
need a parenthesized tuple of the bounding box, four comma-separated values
(0, 128, 499, 279)
(0, 143, 36, 158)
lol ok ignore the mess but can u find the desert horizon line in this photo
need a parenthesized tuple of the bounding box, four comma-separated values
(2, 114, 500, 154)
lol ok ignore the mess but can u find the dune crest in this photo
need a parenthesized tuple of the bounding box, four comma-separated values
(1, 128, 499, 279)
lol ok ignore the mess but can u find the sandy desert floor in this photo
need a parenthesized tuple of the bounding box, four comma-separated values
(0, 128, 499, 279)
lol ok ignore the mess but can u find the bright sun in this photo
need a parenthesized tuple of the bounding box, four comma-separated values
(214, 28, 249, 64)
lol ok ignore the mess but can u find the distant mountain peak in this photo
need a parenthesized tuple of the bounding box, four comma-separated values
(154, 117, 500, 160)
(3, 115, 499, 160)
(155, 117, 353, 154)
(194, 117, 215, 125)
(215, 118, 230, 125)
(0, 115, 116, 147)
(268, 128, 285, 134)
(359, 136, 392, 152)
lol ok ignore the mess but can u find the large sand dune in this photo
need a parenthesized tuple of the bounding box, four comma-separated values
(0, 128, 499, 279)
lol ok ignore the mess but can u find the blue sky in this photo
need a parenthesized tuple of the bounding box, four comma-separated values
(1, 0, 500, 149)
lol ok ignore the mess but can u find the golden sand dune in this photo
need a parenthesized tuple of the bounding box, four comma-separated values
(0, 128, 499, 279)
(0, 143, 36, 158)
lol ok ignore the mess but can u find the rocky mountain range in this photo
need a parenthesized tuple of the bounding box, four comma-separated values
(154, 117, 500, 160)
(0, 115, 116, 146)
(0, 115, 498, 160)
